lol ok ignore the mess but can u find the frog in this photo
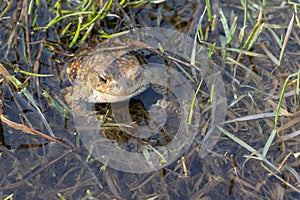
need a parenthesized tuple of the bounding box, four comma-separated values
(60, 35, 203, 168)
(62, 36, 200, 150)
(63, 38, 175, 140)
(65, 38, 149, 104)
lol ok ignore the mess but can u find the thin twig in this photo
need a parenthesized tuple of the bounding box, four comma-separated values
(0, 110, 71, 149)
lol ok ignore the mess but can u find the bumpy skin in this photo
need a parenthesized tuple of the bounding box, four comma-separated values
(67, 40, 149, 104)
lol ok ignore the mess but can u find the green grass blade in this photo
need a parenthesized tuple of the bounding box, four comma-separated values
(219, 8, 230, 43)
(274, 71, 300, 126)
(14, 68, 53, 77)
(242, 20, 264, 51)
(188, 79, 203, 125)
(217, 126, 281, 173)
(206, 0, 212, 23)
(69, 16, 83, 47)
(262, 128, 277, 157)
(9, 76, 55, 138)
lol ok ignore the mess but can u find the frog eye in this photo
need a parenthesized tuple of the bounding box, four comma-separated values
(98, 74, 107, 83)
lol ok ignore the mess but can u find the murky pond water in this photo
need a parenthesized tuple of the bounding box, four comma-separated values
(0, 0, 299, 199)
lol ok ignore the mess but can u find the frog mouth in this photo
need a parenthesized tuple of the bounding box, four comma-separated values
(87, 84, 149, 103)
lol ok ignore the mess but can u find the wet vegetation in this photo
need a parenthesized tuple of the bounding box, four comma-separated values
(0, 0, 299, 199)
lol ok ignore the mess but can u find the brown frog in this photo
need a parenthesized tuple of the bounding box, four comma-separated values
(66, 39, 149, 104)
(63, 38, 179, 142)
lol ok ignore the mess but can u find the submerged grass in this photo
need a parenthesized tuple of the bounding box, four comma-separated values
(199, 0, 300, 195)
